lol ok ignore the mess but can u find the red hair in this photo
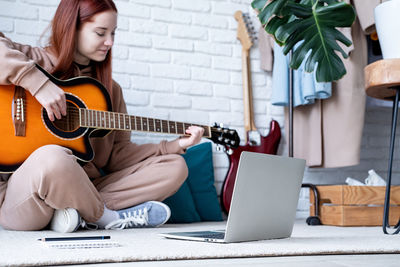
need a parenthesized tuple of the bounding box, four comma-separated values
(49, 0, 117, 92)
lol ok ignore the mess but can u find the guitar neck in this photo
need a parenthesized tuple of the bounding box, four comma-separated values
(79, 109, 211, 138)
(242, 49, 257, 135)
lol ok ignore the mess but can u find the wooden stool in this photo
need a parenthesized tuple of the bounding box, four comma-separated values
(365, 59, 400, 234)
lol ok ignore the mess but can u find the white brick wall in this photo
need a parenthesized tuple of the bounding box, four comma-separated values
(1, 0, 398, 220)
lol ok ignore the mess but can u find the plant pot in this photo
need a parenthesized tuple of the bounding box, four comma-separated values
(375, 0, 400, 59)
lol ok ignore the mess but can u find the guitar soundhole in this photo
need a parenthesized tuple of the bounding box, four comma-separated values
(42, 93, 87, 140)
(51, 101, 81, 132)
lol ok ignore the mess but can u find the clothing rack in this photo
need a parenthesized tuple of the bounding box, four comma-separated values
(288, 53, 294, 157)
(288, 51, 321, 225)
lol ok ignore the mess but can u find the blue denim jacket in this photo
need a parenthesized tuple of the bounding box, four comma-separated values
(271, 42, 331, 107)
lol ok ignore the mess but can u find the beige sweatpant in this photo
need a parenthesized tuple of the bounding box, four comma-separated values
(0, 145, 188, 231)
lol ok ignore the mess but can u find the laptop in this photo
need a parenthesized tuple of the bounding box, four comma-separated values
(160, 151, 306, 243)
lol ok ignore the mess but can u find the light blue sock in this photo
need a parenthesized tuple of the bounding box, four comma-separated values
(95, 205, 119, 228)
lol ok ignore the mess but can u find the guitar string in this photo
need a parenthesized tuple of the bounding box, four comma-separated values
(22, 106, 208, 129)
(41, 111, 209, 133)
(23, 108, 209, 128)
(21, 107, 219, 139)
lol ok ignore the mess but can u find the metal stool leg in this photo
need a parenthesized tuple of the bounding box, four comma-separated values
(383, 87, 400, 234)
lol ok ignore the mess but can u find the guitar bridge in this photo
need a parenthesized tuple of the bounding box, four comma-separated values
(13, 86, 26, 137)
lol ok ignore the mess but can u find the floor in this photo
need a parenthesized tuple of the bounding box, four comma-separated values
(65, 254, 400, 267)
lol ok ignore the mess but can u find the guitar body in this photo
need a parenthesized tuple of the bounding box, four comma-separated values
(0, 74, 112, 173)
(221, 120, 281, 213)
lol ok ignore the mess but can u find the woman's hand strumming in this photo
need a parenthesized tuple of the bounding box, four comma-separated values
(34, 82, 67, 121)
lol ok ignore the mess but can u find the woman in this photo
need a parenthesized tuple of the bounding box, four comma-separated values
(0, 0, 204, 232)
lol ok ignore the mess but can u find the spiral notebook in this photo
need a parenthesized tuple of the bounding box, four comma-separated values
(42, 240, 121, 249)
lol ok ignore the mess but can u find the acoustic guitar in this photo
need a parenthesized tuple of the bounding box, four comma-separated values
(0, 64, 240, 173)
(220, 11, 281, 213)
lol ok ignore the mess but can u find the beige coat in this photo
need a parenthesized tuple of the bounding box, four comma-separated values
(259, 0, 382, 168)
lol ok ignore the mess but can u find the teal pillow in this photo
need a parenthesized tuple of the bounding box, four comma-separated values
(184, 142, 223, 221)
(163, 142, 222, 222)
(163, 179, 201, 223)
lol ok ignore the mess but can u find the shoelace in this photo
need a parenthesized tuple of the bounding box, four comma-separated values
(104, 207, 149, 230)
(81, 219, 99, 230)
(72, 216, 98, 232)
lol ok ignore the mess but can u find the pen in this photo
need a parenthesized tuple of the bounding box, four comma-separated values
(38, 235, 111, 242)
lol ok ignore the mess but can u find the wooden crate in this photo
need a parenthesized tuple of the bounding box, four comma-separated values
(309, 185, 400, 226)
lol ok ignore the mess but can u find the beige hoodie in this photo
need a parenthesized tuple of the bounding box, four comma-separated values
(0, 32, 185, 180)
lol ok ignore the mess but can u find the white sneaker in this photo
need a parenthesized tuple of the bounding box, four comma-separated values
(50, 208, 86, 233)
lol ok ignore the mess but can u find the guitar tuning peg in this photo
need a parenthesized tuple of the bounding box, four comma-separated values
(226, 148, 233, 155)
(214, 122, 222, 130)
(216, 145, 227, 153)
(230, 140, 236, 146)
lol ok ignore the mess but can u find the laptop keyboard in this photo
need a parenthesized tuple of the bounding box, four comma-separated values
(200, 232, 225, 240)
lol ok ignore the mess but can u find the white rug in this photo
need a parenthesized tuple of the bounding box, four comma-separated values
(1, 220, 400, 266)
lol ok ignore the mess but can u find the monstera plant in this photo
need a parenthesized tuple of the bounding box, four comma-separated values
(251, 0, 356, 82)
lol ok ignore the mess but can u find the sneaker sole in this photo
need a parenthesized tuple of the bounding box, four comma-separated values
(50, 208, 80, 233)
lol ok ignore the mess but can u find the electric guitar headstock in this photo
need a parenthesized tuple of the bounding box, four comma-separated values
(209, 123, 240, 150)
(234, 10, 257, 51)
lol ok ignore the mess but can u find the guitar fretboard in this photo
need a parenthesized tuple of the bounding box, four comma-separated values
(79, 108, 211, 137)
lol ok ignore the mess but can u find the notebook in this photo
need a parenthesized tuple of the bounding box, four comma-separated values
(41, 240, 121, 249)
(160, 151, 306, 243)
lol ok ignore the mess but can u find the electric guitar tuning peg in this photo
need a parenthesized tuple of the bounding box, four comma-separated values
(226, 148, 233, 155)
(215, 144, 228, 153)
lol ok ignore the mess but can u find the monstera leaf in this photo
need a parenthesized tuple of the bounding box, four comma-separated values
(252, 0, 356, 82)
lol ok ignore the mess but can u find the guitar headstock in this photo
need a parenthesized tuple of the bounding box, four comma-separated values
(234, 10, 256, 51)
(210, 123, 240, 149)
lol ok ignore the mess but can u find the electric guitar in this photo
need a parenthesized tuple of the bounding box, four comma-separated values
(0, 65, 240, 173)
(220, 11, 281, 213)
